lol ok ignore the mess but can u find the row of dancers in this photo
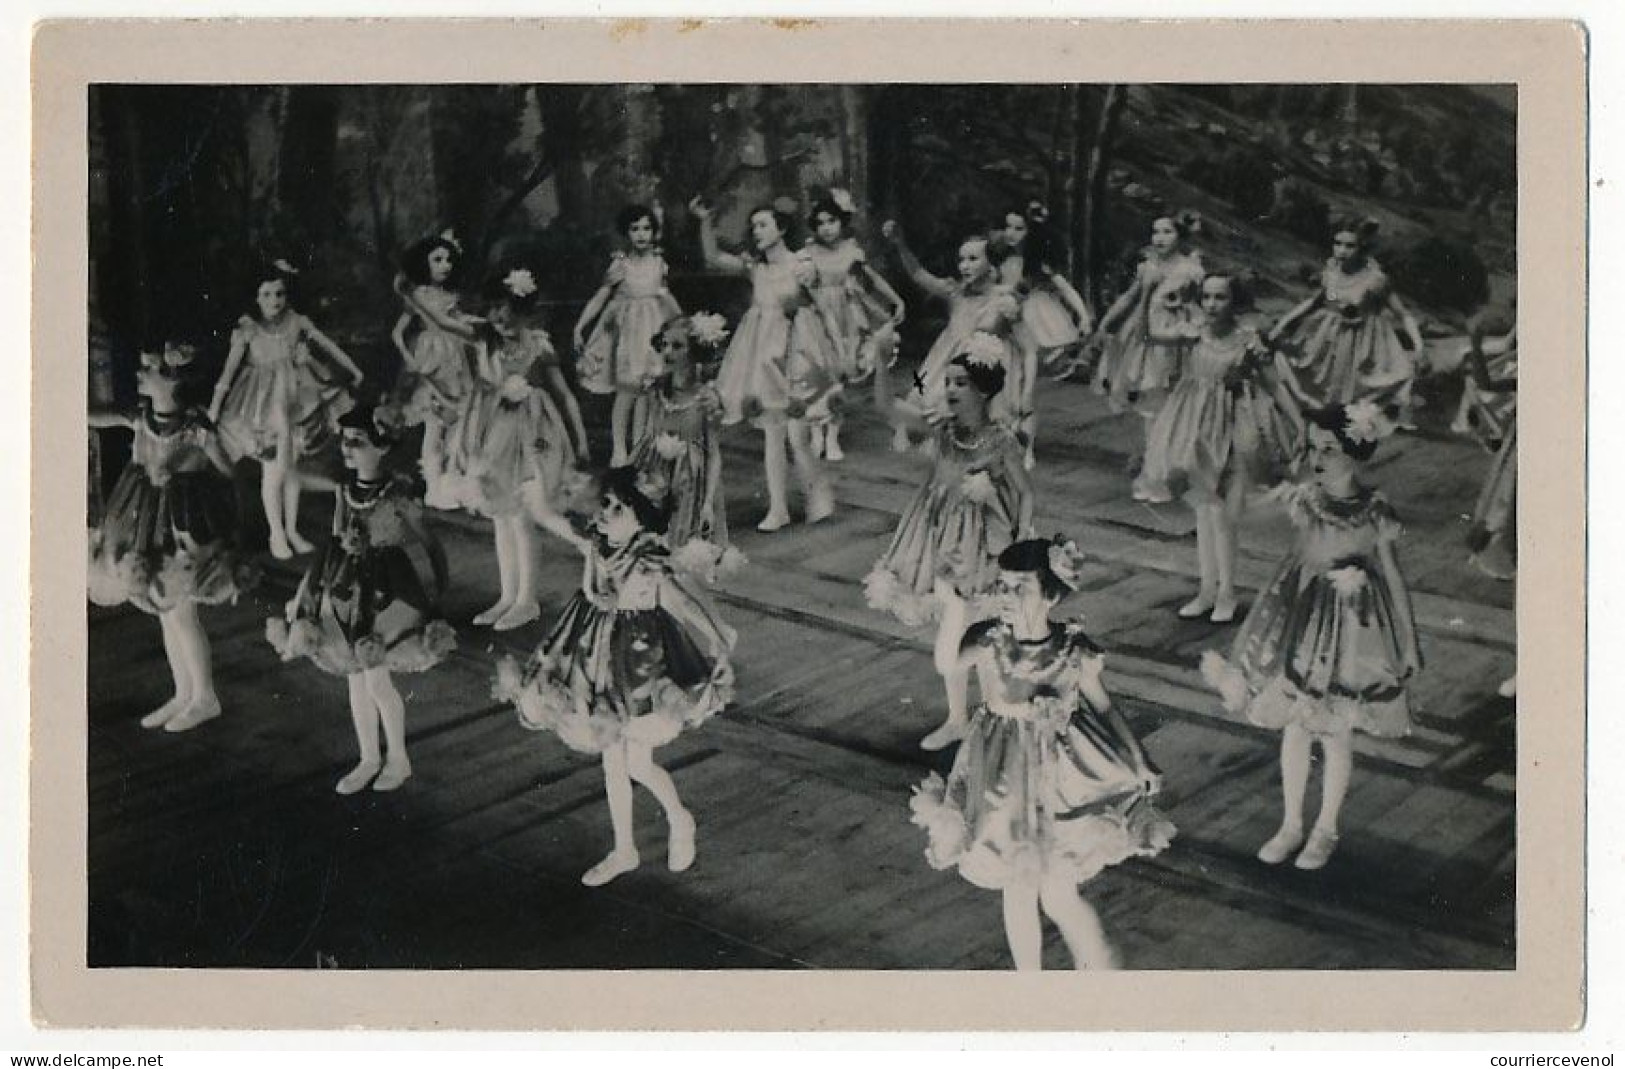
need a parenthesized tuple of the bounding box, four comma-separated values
(87, 193, 1511, 970)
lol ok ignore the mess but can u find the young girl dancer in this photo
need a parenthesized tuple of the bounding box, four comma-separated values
(1086, 212, 1205, 416)
(451, 267, 590, 630)
(573, 205, 683, 466)
(631, 313, 746, 585)
(1135, 273, 1301, 623)
(209, 260, 365, 559)
(690, 196, 844, 532)
(865, 335, 1034, 750)
(800, 190, 907, 461)
(998, 201, 1094, 373)
(911, 537, 1175, 970)
(1465, 331, 1517, 583)
(266, 400, 455, 794)
(1201, 402, 1423, 870)
(391, 230, 482, 509)
(494, 466, 738, 886)
(90, 344, 253, 733)
(879, 219, 1021, 452)
(1269, 216, 1426, 422)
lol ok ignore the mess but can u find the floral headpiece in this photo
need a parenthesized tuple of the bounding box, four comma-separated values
(961, 331, 1008, 371)
(371, 401, 406, 443)
(688, 311, 731, 352)
(1340, 399, 1392, 445)
(1046, 535, 1086, 592)
(633, 467, 670, 505)
(140, 343, 196, 374)
(503, 268, 538, 299)
(438, 229, 463, 254)
(271, 258, 300, 276)
(1026, 200, 1050, 224)
(828, 188, 857, 216)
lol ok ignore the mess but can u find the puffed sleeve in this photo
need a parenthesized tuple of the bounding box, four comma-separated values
(958, 617, 1000, 656)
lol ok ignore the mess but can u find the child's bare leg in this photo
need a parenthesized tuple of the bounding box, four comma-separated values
(1259, 722, 1312, 863)
(336, 673, 382, 794)
(1179, 505, 1219, 617)
(923, 665, 970, 752)
(494, 517, 541, 631)
(610, 392, 634, 466)
(1039, 873, 1117, 970)
(282, 464, 314, 554)
(758, 421, 793, 531)
(1001, 882, 1044, 971)
(583, 744, 641, 886)
(262, 458, 293, 559)
(475, 518, 518, 626)
(366, 667, 412, 791)
(788, 418, 834, 523)
(1210, 483, 1244, 622)
(1296, 730, 1352, 870)
(140, 611, 192, 728)
(164, 601, 221, 732)
(627, 742, 696, 872)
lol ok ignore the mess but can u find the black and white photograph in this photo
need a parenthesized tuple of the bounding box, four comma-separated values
(79, 72, 1526, 976)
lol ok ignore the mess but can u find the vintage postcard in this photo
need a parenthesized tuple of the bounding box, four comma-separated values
(30, 18, 1586, 1031)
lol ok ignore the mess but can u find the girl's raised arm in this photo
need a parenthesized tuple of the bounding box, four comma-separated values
(1043, 266, 1096, 335)
(881, 221, 954, 301)
(690, 198, 748, 276)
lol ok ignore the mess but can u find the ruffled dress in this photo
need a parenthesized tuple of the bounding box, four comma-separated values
(715, 254, 847, 426)
(445, 327, 577, 518)
(911, 620, 1176, 891)
(494, 531, 737, 754)
(1135, 327, 1296, 503)
(801, 239, 895, 381)
(88, 408, 254, 614)
(865, 417, 1029, 626)
(216, 315, 354, 462)
(1092, 250, 1204, 414)
(1007, 257, 1082, 356)
(399, 285, 477, 427)
(911, 283, 1022, 411)
(630, 383, 744, 584)
(266, 474, 456, 676)
(1202, 484, 1422, 738)
(577, 253, 679, 395)
(1277, 259, 1415, 408)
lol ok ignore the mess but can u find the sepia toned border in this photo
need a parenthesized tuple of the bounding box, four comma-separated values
(30, 17, 1587, 1032)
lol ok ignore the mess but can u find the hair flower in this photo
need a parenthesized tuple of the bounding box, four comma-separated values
(272, 258, 300, 276)
(689, 311, 731, 350)
(438, 229, 463, 253)
(634, 468, 670, 504)
(1342, 399, 1385, 444)
(162, 343, 196, 370)
(963, 331, 1007, 370)
(829, 188, 857, 215)
(504, 268, 538, 298)
(1047, 536, 1086, 592)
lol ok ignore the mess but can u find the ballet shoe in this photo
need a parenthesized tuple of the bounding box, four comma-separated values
(164, 698, 221, 733)
(472, 601, 512, 627)
(268, 534, 294, 561)
(667, 810, 697, 873)
(1177, 593, 1217, 619)
(1294, 827, 1339, 871)
(891, 429, 912, 454)
(920, 720, 967, 752)
(804, 488, 836, 525)
(824, 438, 845, 462)
(372, 761, 413, 792)
(1256, 824, 1305, 865)
(335, 760, 382, 795)
(140, 696, 188, 730)
(1209, 595, 1239, 624)
(493, 600, 541, 632)
(286, 530, 316, 555)
(756, 510, 792, 533)
(581, 847, 640, 887)
(1497, 675, 1516, 698)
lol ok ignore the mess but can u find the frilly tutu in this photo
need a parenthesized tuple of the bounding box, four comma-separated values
(499, 654, 734, 755)
(670, 540, 748, 586)
(267, 615, 456, 676)
(863, 567, 942, 627)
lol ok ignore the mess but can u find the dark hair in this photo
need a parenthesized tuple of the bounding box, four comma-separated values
(807, 196, 852, 231)
(1306, 404, 1381, 462)
(949, 351, 1007, 400)
(1199, 271, 1255, 312)
(1154, 210, 1203, 243)
(1329, 213, 1381, 250)
(248, 260, 301, 316)
(338, 397, 402, 449)
(399, 234, 462, 287)
(965, 233, 1013, 269)
(996, 539, 1071, 602)
(749, 204, 798, 245)
(600, 465, 670, 534)
(616, 204, 661, 241)
(1000, 201, 1060, 271)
